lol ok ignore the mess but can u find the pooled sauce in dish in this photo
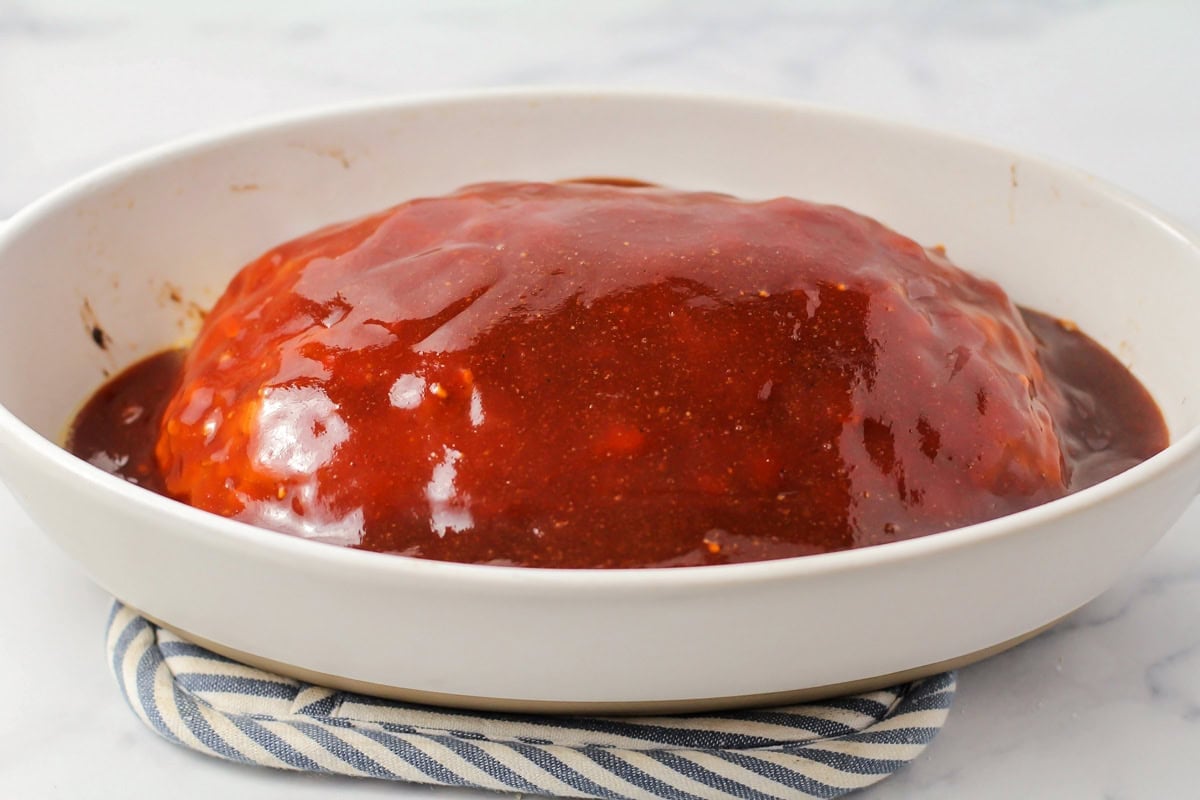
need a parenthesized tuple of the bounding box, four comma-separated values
(66, 181, 1168, 568)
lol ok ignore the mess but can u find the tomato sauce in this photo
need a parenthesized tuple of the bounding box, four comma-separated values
(66, 182, 1168, 567)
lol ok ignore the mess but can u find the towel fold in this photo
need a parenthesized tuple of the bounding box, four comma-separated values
(107, 602, 953, 799)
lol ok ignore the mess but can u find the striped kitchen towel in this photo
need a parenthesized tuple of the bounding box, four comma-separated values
(107, 602, 954, 798)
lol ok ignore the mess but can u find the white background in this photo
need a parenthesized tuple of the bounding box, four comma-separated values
(2, 2, 1198, 797)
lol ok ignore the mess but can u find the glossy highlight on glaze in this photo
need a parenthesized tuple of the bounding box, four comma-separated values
(68, 181, 1167, 567)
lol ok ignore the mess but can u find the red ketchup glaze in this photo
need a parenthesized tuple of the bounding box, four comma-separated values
(67, 181, 1168, 568)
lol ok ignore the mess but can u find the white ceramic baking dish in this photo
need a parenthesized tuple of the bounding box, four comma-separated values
(1, 90, 1198, 712)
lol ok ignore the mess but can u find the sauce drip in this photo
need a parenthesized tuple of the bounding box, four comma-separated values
(66, 182, 1168, 568)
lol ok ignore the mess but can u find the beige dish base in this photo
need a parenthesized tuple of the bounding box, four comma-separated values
(139, 608, 1061, 715)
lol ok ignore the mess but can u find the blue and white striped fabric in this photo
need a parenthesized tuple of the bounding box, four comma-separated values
(107, 602, 954, 798)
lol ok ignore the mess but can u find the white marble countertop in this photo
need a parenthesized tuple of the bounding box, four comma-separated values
(2, 2, 1198, 797)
